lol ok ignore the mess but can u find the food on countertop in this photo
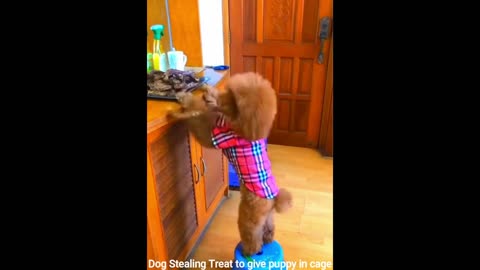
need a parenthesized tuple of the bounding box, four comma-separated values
(147, 69, 202, 97)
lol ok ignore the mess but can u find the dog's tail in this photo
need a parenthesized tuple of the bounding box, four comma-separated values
(274, 188, 293, 213)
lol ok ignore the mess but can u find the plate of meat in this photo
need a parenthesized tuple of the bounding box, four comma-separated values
(147, 69, 210, 100)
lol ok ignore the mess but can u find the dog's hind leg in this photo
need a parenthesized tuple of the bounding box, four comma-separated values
(262, 211, 275, 244)
(238, 185, 274, 256)
(238, 210, 266, 256)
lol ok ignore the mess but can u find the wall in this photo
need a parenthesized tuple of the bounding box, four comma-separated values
(148, 0, 225, 68)
(147, 0, 171, 55)
(147, 0, 203, 67)
(198, 0, 225, 66)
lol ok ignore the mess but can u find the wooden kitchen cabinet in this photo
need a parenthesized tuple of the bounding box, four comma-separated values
(147, 70, 230, 268)
(191, 143, 229, 227)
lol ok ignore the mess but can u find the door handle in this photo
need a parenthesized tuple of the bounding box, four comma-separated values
(194, 164, 200, 184)
(317, 17, 331, 64)
(201, 157, 207, 176)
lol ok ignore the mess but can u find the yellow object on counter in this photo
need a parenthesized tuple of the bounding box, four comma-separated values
(151, 25, 167, 71)
(153, 53, 160, 71)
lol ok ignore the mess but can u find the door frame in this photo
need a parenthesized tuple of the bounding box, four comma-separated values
(222, 0, 231, 66)
(318, 36, 333, 157)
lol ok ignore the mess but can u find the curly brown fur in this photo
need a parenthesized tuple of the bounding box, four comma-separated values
(217, 72, 277, 140)
(168, 72, 278, 143)
(238, 184, 292, 256)
(166, 87, 220, 148)
(169, 73, 292, 256)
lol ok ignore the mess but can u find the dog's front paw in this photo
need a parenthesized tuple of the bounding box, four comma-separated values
(166, 109, 180, 119)
(175, 92, 192, 106)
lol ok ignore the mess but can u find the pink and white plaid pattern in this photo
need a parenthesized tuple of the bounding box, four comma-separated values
(211, 115, 279, 199)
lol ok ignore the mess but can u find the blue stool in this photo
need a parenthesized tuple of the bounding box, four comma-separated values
(232, 240, 285, 270)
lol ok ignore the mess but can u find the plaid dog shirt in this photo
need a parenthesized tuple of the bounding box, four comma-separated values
(211, 114, 279, 199)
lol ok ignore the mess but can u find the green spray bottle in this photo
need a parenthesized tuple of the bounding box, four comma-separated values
(150, 25, 167, 72)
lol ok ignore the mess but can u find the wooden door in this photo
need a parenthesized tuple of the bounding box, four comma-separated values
(229, 0, 333, 147)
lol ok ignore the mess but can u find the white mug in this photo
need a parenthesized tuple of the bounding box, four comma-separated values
(167, 51, 188, 71)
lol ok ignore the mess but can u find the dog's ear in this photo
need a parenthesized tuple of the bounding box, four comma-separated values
(217, 88, 239, 118)
(225, 72, 277, 140)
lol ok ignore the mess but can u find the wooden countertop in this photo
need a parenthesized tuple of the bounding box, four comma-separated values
(147, 68, 229, 133)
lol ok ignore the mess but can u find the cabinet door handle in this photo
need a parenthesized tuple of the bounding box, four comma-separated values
(194, 164, 200, 184)
(201, 157, 207, 176)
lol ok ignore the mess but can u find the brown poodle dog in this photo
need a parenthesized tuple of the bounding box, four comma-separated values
(168, 72, 293, 256)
